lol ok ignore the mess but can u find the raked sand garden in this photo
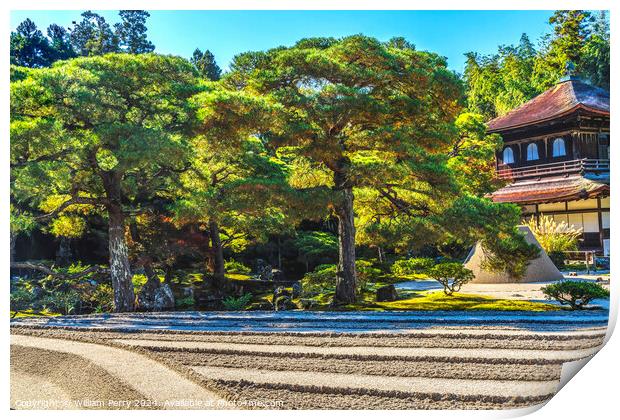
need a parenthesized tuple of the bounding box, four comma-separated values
(11, 278, 609, 411)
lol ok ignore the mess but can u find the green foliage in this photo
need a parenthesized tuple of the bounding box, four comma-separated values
(46, 24, 76, 61)
(10, 288, 35, 315)
(465, 11, 609, 119)
(449, 113, 504, 196)
(428, 262, 475, 295)
(224, 259, 252, 275)
(548, 251, 566, 270)
(48, 215, 87, 238)
(440, 196, 540, 278)
(541, 281, 609, 310)
(10, 18, 54, 67)
(90, 284, 115, 313)
(294, 231, 338, 269)
(10, 204, 36, 236)
(191, 48, 222, 81)
(69, 11, 120, 56)
(391, 257, 436, 276)
(222, 293, 253, 311)
(114, 10, 155, 54)
(300, 264, 337, 295)
(175, 296, 195, 309)
(40, 290, 82, 315)
(11, 10, 156, 69)
(355, 259, 382, 293)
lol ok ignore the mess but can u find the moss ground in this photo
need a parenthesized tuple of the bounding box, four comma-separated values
(295, 290, 560, 312)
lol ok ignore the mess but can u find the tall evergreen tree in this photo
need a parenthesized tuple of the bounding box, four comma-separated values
(191, 49, 222, 81)
(222, 36, 464, 303)
(11, 54, 201, 311)
(10, 19, 53, 67)
(114, 10, 155, 54)
(47, 24, 76, 61)
(69, 11, 120, 56)
(581, 11, 610, 89)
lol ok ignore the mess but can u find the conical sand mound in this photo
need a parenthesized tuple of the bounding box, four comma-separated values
(464, 226, 564, 284)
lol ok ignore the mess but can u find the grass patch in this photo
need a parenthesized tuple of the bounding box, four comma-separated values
(368, 291, 559, 311)
(10, 308, 61, 318)
(226, 273, 252, 281)
(297, 288, 559, 312)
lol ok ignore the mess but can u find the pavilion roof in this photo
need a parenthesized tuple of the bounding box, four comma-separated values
(487, 78, 610, 133)
(490, 175, 609, 205)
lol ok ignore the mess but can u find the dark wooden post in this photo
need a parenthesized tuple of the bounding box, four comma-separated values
(597, 197, 604, 251)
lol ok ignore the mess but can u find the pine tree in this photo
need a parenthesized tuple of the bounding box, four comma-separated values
(115, 10, 155, 54)
(10, 19, 53, 67)
(11, 54, 201, 311)
(69, 11, 120, 56)
(47, 24, 76, 61)
(191, 48, 222, 81)
(222, 35, 464, 303)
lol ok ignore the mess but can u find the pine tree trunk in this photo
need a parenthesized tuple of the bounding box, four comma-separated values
(55, 236, 72, 266)
(102, 172, 135, 312)
(108, 206, 135, 312)
(334, 186, 357, 304)
(277, 236, 282, 269)
(209, 218, 225, 284)
(10, 232, 16, 265)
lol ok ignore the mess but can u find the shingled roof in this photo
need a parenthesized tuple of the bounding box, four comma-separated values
(487, 78, 610, 132)
(490, 175, 609, 205)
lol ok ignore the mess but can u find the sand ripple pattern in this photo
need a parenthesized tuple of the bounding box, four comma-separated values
(10, 310, 608, 410)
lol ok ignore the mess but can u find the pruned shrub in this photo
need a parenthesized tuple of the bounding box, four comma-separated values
(300, 264, 336, 295)
(548, 251, 566, 270)
(10, 288, 35, 317)
(355, 259, 382, 292)
(224, 259, 252, 275)
(222, 293, 253, 311)
(40, 290, 82, 315)
(391, 257, 435, 276)
(428, 263, 474, 296)
(541, 281, 609, 310)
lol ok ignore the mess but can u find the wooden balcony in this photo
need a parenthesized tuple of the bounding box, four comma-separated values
(497, 159, 610, 181)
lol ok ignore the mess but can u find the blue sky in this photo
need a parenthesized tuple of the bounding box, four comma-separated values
(11, 10, 556, 73)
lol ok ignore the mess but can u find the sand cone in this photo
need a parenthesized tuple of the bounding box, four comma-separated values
(464, 226, 564, 284)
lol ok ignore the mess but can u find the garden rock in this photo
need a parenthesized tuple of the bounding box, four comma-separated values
(291, 282, 302, 298)
(271, 269, 286, 282)
(273, 286, 293, 311)
(138, 280, 175, 311)
(376, 285, 399, 302)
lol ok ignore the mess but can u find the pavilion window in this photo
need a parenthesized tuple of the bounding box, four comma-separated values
(502, 147, 515, 164)
(526, 143, 539, 161)
(552, 138, 566, 157)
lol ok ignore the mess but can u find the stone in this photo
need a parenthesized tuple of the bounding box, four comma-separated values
(376, 284, 399, 302)
(137, 279, 175, 312)
(272, 286, 293, 311)
(255, 259, 274, 281)
(291, 282, 302, 299)
(271, 269, 286, 282)
(259, 265, 273, 281)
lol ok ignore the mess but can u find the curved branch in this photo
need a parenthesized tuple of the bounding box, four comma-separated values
(35, 196, 104, 222)
(10, 262, 109, 280)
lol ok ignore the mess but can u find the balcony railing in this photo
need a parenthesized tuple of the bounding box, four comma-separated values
(496, 159, 610, 181)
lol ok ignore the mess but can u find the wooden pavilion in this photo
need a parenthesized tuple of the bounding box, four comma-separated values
(488, 74, 610, 254)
